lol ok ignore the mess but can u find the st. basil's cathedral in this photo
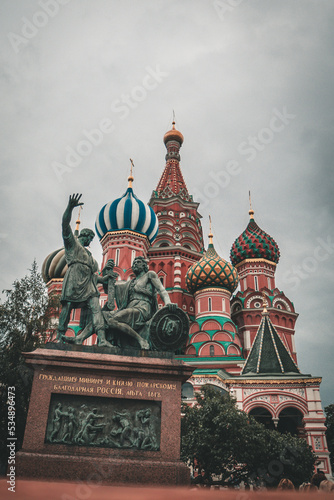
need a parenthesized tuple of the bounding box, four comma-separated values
(42, 121, 332, 476)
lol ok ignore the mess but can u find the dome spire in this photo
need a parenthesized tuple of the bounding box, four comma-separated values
(128, 158, 135, 188)
(208, 215, 213, 246)
(74, 205, 82, 236)
(249, 190, 254, 219)
(155, 116, 190, 201)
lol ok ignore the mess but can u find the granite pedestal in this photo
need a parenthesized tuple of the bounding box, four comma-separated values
(16, 344, 193, 485)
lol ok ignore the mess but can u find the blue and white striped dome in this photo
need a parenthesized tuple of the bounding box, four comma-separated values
(95, 186, 159, 243)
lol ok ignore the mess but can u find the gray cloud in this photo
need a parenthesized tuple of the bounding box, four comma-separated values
(0, 0, 333, 406)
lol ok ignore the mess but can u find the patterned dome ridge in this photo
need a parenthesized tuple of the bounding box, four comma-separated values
(230, 217, 280, 266)
(95, 179, 159, 244)
(186, 243, 239, 294)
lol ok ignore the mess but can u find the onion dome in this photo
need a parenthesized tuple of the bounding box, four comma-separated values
(95, 169, 159, 244)
(42, 248, 67, 283)
(230, 205, 280, 266)
(163, 120, 184, 146)
(186, 229, 239, 294)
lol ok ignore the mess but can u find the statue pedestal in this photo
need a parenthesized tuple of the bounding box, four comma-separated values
(16, 345, 193, 485)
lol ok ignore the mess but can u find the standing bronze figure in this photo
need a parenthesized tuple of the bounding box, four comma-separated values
(57, 193, 111, 347)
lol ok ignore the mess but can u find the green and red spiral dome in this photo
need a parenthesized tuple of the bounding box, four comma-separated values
(230, 217, 280, 266)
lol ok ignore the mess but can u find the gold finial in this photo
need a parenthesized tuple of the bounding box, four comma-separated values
(172, 110, 176, 129)
(262, 292, 269, 315)
(75, 205, 82, 236)
(208, 215, 213, 245)
(249, 190, 254, 219)
(128, 158, 134, 188)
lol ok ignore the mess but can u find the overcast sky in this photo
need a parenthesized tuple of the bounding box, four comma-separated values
(1, 0, 333, 407)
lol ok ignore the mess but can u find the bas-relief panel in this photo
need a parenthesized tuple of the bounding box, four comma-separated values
(45, 393, 161, 451)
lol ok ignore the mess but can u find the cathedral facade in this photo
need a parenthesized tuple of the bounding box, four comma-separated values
(42, 122, 331, 476)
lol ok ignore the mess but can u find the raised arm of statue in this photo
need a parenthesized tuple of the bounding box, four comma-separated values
(62, 193, 84, 245)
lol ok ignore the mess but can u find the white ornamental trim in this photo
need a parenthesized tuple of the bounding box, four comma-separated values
(272, 297, 291, 312)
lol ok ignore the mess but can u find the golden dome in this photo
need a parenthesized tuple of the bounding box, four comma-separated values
(163, 121, 184, 145)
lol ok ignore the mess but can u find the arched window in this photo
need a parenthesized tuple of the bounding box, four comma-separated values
(208, 297, 212, 312)
(115, 248, 120, 266)
(131, 250, 136, 264)
(210, 345, 215, 356)
(254, 276, 258, 291)
(181, 382, 194, 400)
(202, 383, 229, 397)
(249, 407, 275, 430)
(277, 407, 304, 436)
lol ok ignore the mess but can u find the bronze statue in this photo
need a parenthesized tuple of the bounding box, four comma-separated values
(58, 194, 189, 351)
(57, 194, 111, 347)
(49, 403, 68, 442)
(136, 408, 158, 450)
(67, 256, 176, 349)
(75, 408, 105, 445)
(62, 406, 77, 444)
(104, 256, 176, 346)
(101, 258, 118, 311)
(110, 411, 134, 448)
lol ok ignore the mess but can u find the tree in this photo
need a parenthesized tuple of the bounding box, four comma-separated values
(181, 386, 316, 488)
(325, 404, 334, 470)
(0, 260, 59, 473)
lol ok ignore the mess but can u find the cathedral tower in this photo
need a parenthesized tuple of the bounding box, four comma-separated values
(182, 225, 242, 374)
(230, 201, 298, 363)
(148, 121, 204, 314)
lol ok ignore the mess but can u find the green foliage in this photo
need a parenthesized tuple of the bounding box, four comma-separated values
(325, 404, 334, 470)
(0, 260, 59, 473)
(181, 386, 316, 487)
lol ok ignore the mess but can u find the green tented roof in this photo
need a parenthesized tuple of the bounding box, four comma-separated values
(242, 312, 299, 375)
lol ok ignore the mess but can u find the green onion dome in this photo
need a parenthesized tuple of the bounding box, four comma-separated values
(186, 240, 239, 294)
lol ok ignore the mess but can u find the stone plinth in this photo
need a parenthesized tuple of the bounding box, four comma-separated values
(16, 345, 193, 485)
